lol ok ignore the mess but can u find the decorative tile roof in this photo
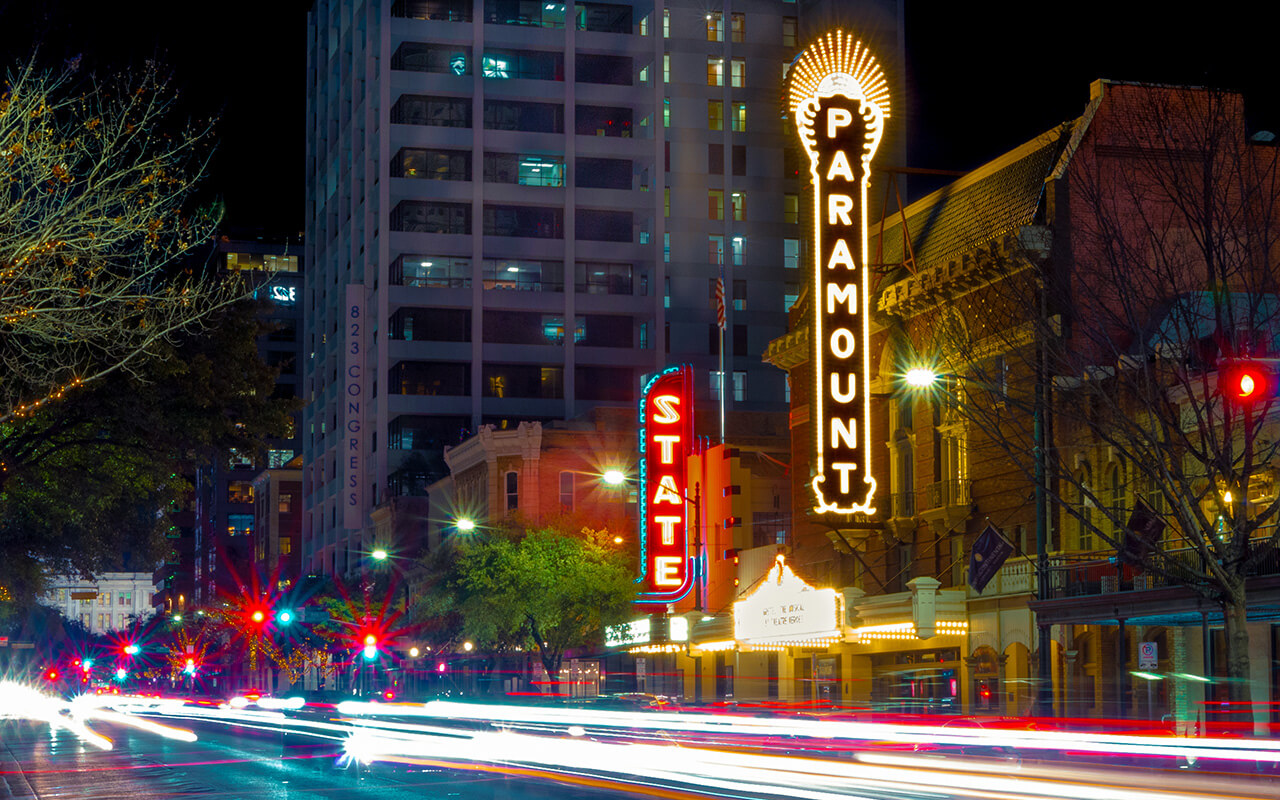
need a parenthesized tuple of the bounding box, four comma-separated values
(872, 123, 1075, 280)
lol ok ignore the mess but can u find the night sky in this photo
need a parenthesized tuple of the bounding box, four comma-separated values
(1, 2, 1273, 233)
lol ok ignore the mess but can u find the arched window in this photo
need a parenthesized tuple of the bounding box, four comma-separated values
(1076, 463, 1094, 551)
(1106, 463, 1123, 541)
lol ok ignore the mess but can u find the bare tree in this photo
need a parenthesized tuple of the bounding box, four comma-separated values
(895, 83, 1280, 704)
(0, 57, 244, 424)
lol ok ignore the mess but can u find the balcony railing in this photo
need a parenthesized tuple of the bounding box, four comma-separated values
(1042, 539, 1280, 600)
(924, 479, 970, 511)
(890, 491, 915, 519)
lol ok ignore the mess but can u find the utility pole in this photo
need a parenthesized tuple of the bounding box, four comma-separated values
(692, 481, 704, 612)
(1034, 266, 1054, 718)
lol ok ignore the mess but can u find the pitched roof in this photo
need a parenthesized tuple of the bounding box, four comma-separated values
(872, 123, 1075, 274)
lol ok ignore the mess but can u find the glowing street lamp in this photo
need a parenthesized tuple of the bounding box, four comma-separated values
(455, 517, 476, 532)
(601, 469, 626, 486)
(371, 548, 389, 561)
(904, 367, 938, 388)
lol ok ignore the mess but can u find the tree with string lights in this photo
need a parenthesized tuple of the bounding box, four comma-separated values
(0, 57, 243, 426)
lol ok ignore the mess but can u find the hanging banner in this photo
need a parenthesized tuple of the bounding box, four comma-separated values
(968, 524, 1014, 594)
(636, 365, 695, 604)
(789, 32, 889, 516)
(343, 285, 367, 529)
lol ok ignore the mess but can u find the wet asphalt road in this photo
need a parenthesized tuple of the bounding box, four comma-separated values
(0, 719, 611, 800)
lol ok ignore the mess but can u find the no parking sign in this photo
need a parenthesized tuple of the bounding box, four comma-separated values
(1138, 641, 1158, 669)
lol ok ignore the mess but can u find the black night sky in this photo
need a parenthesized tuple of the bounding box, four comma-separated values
(1, 2, 1273, 233)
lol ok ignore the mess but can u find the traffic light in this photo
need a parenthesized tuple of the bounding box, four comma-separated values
(362, 632, 378, 661)
(123, 643, 140, 656)
(276, 609, 294, 625)
(1222, 360, 1278, 408)
(184, 658, 197, 676)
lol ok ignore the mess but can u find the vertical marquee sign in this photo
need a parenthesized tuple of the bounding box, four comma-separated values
(344, 284, 367, 529)
(790, 32, 889, 515)
(636, 365, 695, 605)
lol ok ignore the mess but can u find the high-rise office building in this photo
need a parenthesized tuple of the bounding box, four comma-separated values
(302, 0, 902, 577)
(191, 237, 304, 606)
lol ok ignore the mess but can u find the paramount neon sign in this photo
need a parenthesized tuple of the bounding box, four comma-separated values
(636, 365, 695, 604)
(789, 32, 889, 516)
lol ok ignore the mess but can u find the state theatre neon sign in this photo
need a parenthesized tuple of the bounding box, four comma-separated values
(790, 32, 889, 516)
(636, 364, 695, 604)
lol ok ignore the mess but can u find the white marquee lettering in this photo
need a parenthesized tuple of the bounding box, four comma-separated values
(654, 434, 681, 464)
(651, 394, 681, 424)
(826, 107, 854, 138)
(653, 475, 683, 505)
(830, 373, 856, 403)
(832, 462, 858, 493)
(831, 417, 857, 449)
(654, 515, 682, 545)
(826, 283, 857, 313)
(826, 150, 855, 182)
(653, 556, 683, 587)
(826, 239, 856, 270)
(828, 194, 854, 226)
(830, 328, 856, 359)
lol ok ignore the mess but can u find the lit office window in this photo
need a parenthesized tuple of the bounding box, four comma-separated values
(705, 11, 723, 41)
(706, 57, 724, 87)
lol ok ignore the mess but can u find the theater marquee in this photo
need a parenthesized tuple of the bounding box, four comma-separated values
(636, 365, 695, 605)
(789, 32, 889, 516)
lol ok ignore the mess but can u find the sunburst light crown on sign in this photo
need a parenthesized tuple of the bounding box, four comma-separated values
(787, 30, 890, 130)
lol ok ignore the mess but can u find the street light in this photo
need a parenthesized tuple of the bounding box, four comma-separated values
(905, 362, 1054, 716)
(455, 517, 476, 533)
(371, 548, 389, 561)
(602, 469, 626, 486)
(904, 367, 937, 388)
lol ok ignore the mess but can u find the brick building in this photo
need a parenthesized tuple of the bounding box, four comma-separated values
(761, 79, 1280, 726)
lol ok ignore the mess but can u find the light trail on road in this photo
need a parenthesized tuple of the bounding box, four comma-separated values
(9, 681, 1280, 800)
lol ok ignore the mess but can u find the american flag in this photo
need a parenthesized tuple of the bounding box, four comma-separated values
(714, 276, 726, 330)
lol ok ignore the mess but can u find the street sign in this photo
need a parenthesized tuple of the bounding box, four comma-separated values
(1138, 641, 1158, 670)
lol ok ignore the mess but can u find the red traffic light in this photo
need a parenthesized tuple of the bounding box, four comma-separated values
(1223, 360, 1277, 407)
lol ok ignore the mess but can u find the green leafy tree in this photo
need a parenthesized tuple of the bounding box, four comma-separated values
(420, 526, 633, 693)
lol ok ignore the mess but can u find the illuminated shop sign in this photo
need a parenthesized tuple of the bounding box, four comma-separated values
(734, 555, 842, 644)
(605, 618, 651, 647)
(269, 285, 297, 304)
(789, 32, 889, 515)
(636, 365, 695, 604)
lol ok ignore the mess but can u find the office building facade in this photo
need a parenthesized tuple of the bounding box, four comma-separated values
(303, 0, 902, 576)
